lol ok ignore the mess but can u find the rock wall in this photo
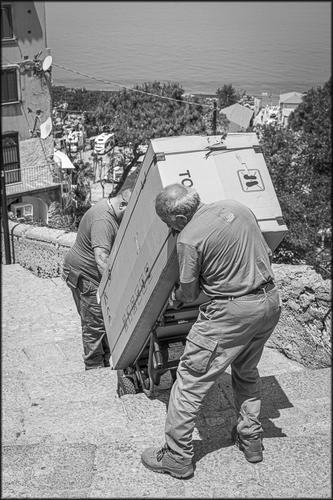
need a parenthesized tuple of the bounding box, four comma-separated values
(268, 264, 331, 369)
(1, 224, 331, 368)
(3, 220, 76, 278)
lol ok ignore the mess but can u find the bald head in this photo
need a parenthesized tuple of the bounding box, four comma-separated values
(155, 183, 201, 231)
(162, 183, 188, 200)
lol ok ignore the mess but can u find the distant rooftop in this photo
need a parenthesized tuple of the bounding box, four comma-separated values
(279, 91, 304, 104)
(219, 102, 254, 129)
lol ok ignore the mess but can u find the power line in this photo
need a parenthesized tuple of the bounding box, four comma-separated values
(3, 54, 285, 103)
(3, 54, 278, 106)
(3, 54, 213, 109)
(52, 62, 214, 109)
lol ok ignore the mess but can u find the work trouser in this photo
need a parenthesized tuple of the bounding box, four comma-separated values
(165, 285, 281, 463)
(62, 266, 111, 370)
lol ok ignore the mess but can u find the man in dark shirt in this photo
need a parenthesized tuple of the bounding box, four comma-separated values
(141, 183, 281, 479)
(63, 188, 131, 370)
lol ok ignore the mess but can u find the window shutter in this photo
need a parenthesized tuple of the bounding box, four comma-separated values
(1, 68, 18, 103)
(1, 133, 21, 184)
(1, 6, 13, 39)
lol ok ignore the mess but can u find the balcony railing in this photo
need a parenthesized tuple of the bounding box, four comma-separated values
(4, 164, 62, 196)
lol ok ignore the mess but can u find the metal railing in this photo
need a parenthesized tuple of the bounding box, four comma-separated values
(4, 164, 62, 196)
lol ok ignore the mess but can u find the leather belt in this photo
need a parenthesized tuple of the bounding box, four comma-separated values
(211, 280, 275, 301)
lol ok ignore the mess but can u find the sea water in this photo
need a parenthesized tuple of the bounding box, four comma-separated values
(46, 1, 331, 98)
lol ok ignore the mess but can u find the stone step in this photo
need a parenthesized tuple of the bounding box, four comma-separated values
(3, 360, 330, 451)
(2, 263, 331, 498)
(2, 431, 331, 498)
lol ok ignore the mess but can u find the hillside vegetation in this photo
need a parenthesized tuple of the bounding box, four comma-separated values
(51, 79, 331, 276)
(258, 79, 331, 274)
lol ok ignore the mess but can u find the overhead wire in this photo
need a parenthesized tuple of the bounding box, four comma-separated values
(4, 55, 265, 112)
(52, 62, 281, 105)
(4, 54, 217, 112)
(4, 54, 278, 105)
(52, 62, 215, 109)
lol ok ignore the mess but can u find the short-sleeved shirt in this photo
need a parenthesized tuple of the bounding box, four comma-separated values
(177, 200, 274, 298)
(64, 199, 118, 284)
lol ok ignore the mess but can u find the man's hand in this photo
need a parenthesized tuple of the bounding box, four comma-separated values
(168, 285, 184, 309)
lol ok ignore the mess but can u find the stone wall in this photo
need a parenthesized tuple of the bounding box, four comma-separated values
(1, 223, 331, 368)
(267, 264, 331, 369)
(3, 220, 76, 278)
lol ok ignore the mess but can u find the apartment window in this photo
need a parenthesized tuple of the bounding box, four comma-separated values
(1, 5, 14, 39)
(1, 67, 19, 104)
(2, 133, 21, 184)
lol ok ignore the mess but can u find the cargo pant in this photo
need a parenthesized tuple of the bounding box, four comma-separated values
(165, 285, 281, 463)
(62, 266, 111, 370)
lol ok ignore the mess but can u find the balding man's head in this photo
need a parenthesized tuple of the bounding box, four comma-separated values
(155, 183, 201, 232)
(161, 183, 189, 201)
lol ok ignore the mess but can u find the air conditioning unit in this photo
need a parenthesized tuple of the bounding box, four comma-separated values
(11, 203, 33, 220)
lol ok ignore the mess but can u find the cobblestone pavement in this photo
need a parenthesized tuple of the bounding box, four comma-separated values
(2, 264, 331, 498)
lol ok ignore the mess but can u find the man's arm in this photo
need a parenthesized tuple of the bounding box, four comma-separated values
(91, 216, 117, 277)
(175, 280, 200, 303)
(168, 242, 201, 308)
(94, 247, 109, 276)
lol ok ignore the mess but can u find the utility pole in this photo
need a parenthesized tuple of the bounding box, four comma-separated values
(212, 100, 217, 135)
(1, 169, 11, 264)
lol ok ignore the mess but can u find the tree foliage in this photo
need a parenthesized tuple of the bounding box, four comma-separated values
(288, 78, 331, 176)
(259, 79, 331, 272)
(216, 84, 240, 108)
(91, 81, 215, 193)
(51, 86, 116, 112)
(98, 81, 207, 144)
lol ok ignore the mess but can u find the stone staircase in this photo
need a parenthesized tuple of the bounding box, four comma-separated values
(2, 264, 331, 498)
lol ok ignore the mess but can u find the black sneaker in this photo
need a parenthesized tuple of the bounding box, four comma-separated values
(141, 444, 194, 479)
(231, 425, 264, 463)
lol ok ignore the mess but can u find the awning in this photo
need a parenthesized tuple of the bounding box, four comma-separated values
(54, 150, 75, 169)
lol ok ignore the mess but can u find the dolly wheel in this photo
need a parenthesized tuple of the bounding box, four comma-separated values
(117, 371, 137, 397)
(135, 364, 154, 398)
(141, 375, 154, 398)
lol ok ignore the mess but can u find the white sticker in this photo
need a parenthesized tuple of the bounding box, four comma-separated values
(237, 169, 264, 192)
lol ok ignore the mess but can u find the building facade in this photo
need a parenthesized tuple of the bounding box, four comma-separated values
(278, 91, 304, 127)
(1, 1, 61, 222)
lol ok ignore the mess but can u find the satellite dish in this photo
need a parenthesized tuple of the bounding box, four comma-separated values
(40, 117, 52, 139)
(42, 55, 53, 72)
